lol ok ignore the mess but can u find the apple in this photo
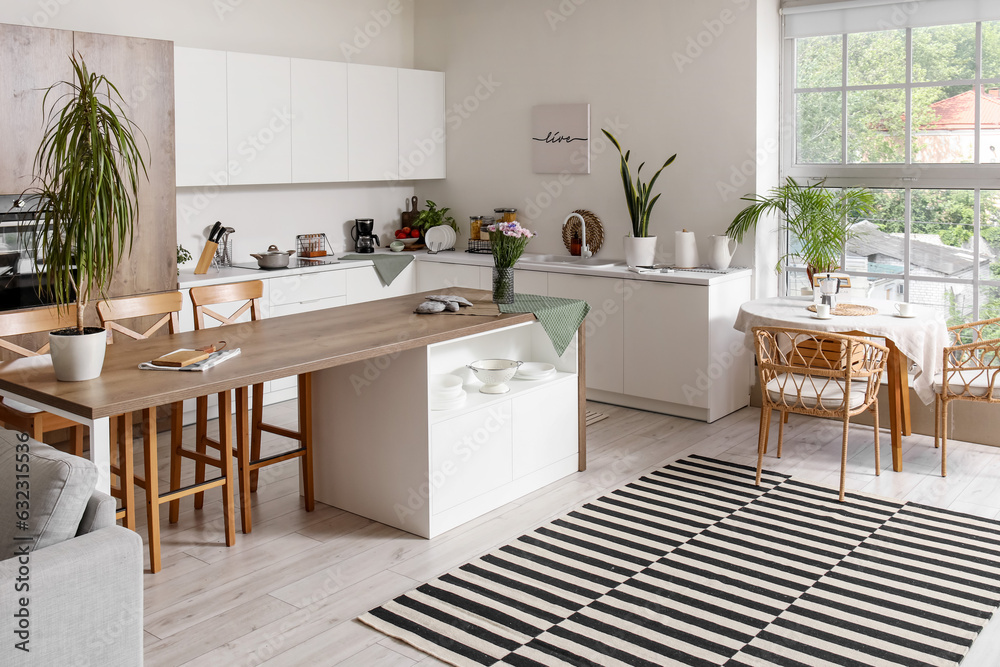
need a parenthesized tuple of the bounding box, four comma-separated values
(410, 228, 421, 238)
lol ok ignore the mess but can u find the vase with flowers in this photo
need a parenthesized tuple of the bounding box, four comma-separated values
(487, 220, 535, 304)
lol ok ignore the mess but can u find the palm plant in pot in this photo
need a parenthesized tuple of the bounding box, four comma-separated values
(725, 177, 875, 283)
(603, 129, 676, 267)
(21, 55, 147, 381)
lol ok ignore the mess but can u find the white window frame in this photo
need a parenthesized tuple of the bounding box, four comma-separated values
(781, 19, 1000, 318)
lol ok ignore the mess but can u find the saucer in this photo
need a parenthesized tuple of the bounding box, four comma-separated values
(812, 314, 833, 320)
(894, 313, 918, 318)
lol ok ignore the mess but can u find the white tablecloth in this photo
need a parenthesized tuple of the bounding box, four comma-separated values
(734, 297, 949, 405)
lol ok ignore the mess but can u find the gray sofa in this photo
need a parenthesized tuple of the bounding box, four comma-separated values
(1, 438, 143, 666)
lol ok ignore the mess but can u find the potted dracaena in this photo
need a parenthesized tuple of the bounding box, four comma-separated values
(725, 177, 876, 283)
(603, 129, 677, 267)
(21, 55, 147, 381)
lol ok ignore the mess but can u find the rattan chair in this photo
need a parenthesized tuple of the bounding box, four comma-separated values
(753, 326, 888, 501)
(934, 317, 1000, 477)
(0, 305, 86, 457)
(189, 281, 314, 534)
(98, 291, 237, 572)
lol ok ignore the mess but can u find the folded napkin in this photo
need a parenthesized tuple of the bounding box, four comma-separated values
(340, 253, 414, 286)
(499, 294, 590, 356)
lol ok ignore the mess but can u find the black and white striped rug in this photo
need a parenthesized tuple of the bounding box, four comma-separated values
(358, 455, 1000, 666)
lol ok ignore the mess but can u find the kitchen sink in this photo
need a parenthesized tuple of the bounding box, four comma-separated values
(519, 254, 620, 268)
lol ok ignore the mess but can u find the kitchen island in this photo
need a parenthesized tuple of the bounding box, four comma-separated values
(0, 289, 584, 538)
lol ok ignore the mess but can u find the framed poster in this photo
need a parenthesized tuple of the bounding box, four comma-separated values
(531, 103, 590, 174)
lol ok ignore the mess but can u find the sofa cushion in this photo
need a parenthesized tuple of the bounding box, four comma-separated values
(0, 438, 96, 560)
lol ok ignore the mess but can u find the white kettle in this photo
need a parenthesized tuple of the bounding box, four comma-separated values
(707, 235, 737, 270)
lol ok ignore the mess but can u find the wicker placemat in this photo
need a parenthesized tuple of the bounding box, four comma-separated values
(561, 209, 604, 255)
(807, 303, 879, 317)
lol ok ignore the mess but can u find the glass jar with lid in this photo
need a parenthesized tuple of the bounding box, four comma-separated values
(494, 208, 517, 223)
(469, 215, 483, 240)
(480, 216, 495, 240)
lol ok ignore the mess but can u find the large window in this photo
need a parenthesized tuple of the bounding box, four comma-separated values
(784, 3, 1000, 324)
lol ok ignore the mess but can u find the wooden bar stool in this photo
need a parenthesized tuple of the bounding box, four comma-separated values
(98, 291, 237, 572)
(188, 281, 314, 534)
(0, 306, 86, 457)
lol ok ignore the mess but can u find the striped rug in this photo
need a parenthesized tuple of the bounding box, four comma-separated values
(358, 455, 1000, 666)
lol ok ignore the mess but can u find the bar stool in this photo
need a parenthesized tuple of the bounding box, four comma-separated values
(0, 305, 86, 457)
(188, 281, 314, 534)
(98, 291, 237, 572)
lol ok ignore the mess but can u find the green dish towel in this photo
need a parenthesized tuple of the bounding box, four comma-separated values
(341, 253, 414, 286)
(499, 293, 590, 357)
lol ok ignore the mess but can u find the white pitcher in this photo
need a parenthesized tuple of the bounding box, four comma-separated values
(707, 235, 737, 270)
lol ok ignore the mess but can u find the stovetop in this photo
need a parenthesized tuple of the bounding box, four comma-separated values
(230, 256, 341, 272)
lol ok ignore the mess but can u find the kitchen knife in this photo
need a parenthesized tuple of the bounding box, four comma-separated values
(208, 221, 223, 243)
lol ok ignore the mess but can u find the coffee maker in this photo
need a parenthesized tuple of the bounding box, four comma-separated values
(352, 219, 379, 254)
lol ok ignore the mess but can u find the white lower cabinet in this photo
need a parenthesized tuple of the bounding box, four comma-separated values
(430, 403, 513, 514)
(512, 379, 577, 478)
(416, 261, 482, 292)
(547, 273, 625, 394)
(346, 263, 416, 304)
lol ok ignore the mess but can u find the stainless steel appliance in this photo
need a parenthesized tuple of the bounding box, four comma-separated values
(0, 194, 65, 311)
(352, 219, 379, 254)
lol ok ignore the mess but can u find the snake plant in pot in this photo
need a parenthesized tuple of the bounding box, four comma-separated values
(20, 55, 147, 381)
(603, 129, 676, 267)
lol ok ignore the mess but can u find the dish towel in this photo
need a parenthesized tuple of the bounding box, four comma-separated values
(341, 254, 414, 286)
(499, 294, 590, 356)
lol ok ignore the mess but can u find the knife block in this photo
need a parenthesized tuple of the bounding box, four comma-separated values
(194, 241, 218, 274)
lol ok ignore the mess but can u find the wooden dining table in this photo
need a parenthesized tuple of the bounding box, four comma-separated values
(0, 288, 587, 498)
(734, 296, 950, 472)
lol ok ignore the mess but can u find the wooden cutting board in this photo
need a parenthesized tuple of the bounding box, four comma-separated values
(151, 349, 211, 368)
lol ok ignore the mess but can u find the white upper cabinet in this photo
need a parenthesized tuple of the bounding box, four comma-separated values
(174, 47, 228, 187)
(348, 64, 398, 182)
(290, 58, 348, 183)
(397, 69, 446, 180)
(226, 52, 292, 185)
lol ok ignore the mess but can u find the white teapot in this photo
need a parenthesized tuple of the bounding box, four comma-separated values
(707, 235, 737, 270)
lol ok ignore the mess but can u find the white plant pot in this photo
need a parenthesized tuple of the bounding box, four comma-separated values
(623, 235, 657, 267)
(49, 328, 107, 381)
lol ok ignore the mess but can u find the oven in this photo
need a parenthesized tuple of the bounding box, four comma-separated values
(0, 194, 64, 311)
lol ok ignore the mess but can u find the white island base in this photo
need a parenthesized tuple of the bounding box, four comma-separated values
(311, 320, 581, 538)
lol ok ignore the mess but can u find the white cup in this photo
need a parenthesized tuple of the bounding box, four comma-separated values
(895, 302, 914, 317)
(816, 303, 831, 318)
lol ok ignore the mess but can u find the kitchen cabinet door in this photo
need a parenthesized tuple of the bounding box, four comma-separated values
(624, 281, 709, 408)
(397, 69, 446, 180)
(417, 262, 481, 292)
(430, 403, 513, 514)
(227, 52, 292, 185)
(290, 58, 348, 183)
(547, 273, 624, 394)
(345, 264, 416, 304)
(174, 47, 228, 187)
(348, 64, 398, 181)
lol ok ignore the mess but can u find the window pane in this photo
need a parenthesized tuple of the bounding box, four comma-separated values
(982, 191, 1000, 282)
(912, 23, 976, 83)
(912, 85, 974, 163)
(848, 30, 905, 85)
(981, 85, 1000, 163)
(796, 35, 842, 88)
(910, 190, 976, 280)
(978, 285, 1000, 330)
(786, 271, 812, 297)
(796, 91, 842, 163)
(984, 21, 1000, 79)
(909, 280, 973, 325)
(847, 189, 905, 276)
(848, 89, 905, 163)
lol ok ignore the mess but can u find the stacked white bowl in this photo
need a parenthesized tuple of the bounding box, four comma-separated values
(430, 373, 466, 410)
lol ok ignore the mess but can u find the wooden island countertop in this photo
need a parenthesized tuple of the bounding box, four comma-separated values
(0, 288, 537, 421)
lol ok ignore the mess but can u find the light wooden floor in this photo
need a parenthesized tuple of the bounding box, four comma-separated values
(106, 399, 1000, 665)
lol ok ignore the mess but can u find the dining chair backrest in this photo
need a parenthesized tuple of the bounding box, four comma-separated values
(940, 316, 1000, 400)
(189, 281, 264, 331)
(0, 305, 78, 357)
(97, 292, 183, 343)
(754, 326, 888, 415)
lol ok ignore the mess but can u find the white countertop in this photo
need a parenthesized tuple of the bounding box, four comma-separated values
(179, 249, 751, 289)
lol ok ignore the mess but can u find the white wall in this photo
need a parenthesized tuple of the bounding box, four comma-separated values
(0, 0, 417, 261)
(413, 0, 780, 272)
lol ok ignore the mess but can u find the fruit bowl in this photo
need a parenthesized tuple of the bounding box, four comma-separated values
(467, 359, 522, 394)
(394, 236, 419, 246)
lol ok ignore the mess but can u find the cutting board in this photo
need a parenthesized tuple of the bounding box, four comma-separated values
(401, 196, 419, 229)
(151, 349, 211, 368)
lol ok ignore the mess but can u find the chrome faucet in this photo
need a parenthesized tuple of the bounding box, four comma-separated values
(563, 212, 592, 258)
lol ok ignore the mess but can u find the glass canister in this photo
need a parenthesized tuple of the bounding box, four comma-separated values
(480, 215, 495, 240)
(469, 215, 483, 240)
(494, 208, 517, 223)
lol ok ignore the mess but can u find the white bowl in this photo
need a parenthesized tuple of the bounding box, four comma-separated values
(431, 374, 464, 392)
(467, 359, 522, 394)
(431, 392, 467, 411)
(394, 236, 420, 246)
(516, 362, 555, 380)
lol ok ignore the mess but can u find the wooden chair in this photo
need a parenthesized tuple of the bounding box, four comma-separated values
(189, 281, 314, 534)
(98, 291, 236, 572)
(0, 305, 86, 457)
(753, 326, 888, 501)
(935, 317, 1000, 476)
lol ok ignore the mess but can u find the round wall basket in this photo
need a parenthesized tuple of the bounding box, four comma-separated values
(561, 209, 605, 255)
